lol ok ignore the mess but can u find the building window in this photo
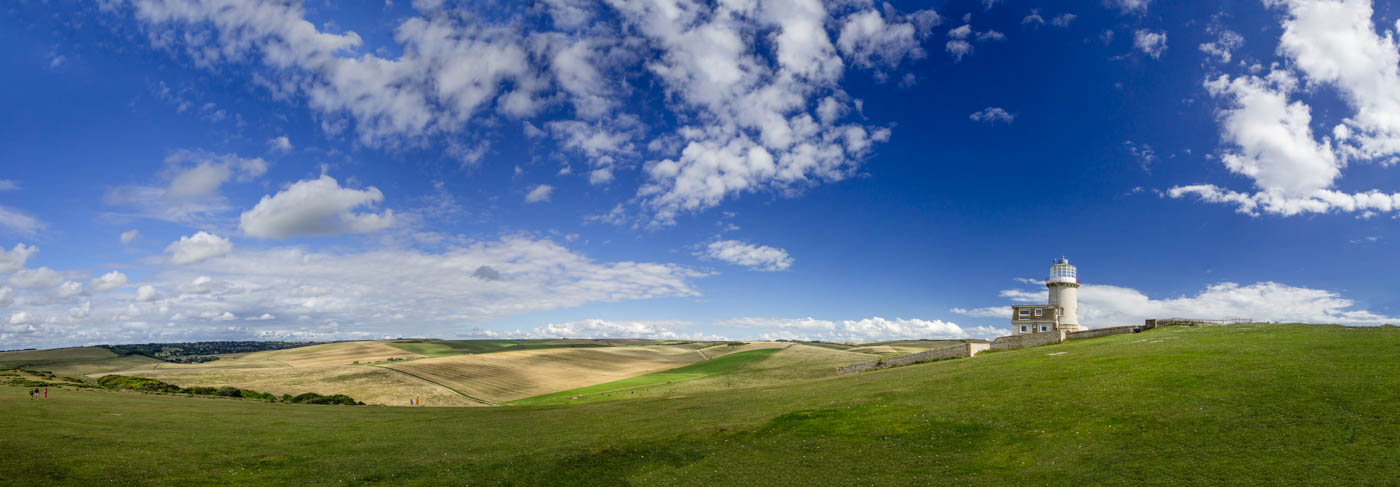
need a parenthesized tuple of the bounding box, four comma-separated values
(1020, 325, 1027, 333)
(1041, 325, 1048, 332)
(1034, 308, 1043, 317)
(1018, 309, 1030, 317)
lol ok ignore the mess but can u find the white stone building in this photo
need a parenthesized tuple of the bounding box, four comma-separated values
(1010, 258, 1084, 335)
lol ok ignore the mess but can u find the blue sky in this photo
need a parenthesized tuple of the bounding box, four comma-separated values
(2, 0, 1398, 349)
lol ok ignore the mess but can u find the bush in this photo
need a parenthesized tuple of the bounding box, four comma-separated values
(289, 392, 363, 405)
(96, 375, 182, 393)
(96, 375, 360, 405)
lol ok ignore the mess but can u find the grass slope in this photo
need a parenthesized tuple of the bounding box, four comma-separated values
(3, 325, 1398, 485)
(510, 348, 782, 406)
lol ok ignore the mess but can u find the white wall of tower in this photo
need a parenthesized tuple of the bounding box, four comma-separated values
(1049, 284, 1078, 327)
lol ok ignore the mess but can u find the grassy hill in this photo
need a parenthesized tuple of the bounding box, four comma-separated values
(384, 338, 666, 358)
(380, 344, 708, 404)
(95, 341, 727, 407)
(510, 348, 786, 406)
(0, 347, 160, 376)
(3, 324, 1398, 484)
(512, 344, 875, 406)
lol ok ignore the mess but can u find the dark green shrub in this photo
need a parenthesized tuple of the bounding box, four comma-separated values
(96, 375, 181, 393)
(289, 392, 362, 405)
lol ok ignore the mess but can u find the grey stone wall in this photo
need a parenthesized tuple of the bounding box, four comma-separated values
(1065, 326, 1135, 340)
(989, 329, 1065, 351)
(835, 343, 980, 375)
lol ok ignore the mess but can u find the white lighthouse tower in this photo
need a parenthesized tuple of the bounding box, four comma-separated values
(1046, 257, 1081, 332)
(1010, 257, 1084, 335)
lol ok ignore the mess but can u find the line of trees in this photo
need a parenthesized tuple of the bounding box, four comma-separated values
(95, 375, 363, 405)
(101, 341, 319, 362)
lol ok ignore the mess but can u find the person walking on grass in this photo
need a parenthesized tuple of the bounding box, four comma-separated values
(43, 387, 47, 399)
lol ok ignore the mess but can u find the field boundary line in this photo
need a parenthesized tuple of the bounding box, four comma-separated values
(373, 365, 499, 406)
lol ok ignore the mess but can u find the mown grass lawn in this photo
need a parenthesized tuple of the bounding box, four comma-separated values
(3, 324, 1398, 485)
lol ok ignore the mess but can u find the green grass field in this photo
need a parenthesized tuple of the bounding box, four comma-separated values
(509, 348, 783, 406)
(3, 324, 1399, 484)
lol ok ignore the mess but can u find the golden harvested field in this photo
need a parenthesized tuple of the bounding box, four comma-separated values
(116, 341, 418, 372)
(845, 345, 899, 354)
(109, 363, 479, 407)
(383, 345, 706, 403)
(0, 347, 160, 376)
(698, 341, 789, 358)
(238, 341, 421, 367)
(689, 344, 874, 384)
(528, 344, 876, 404)
(97, 341, 458, 406)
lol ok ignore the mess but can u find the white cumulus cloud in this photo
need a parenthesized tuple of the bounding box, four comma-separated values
(719, 316, 1005, 341)
(135, 285, 160, 302)
(836, 8, 939, 69)
(1199, 29, 1244, 63)
(117, 0, 933, 226)
(1134, 29, 1168, 58)
(89, 271, 129, 292)
(268, 135, 293, 152)
(103, 149, 268, 223)
(9, 267, 62, 289)
(525, 184, 554, 203)
(0, 244, 37, 274)
(55, 280, 83, 298)
(239, 175, 394, 239)
(1111, 0, 1153, 15)
(703, 240, 793, 271)
(1174, 0, 1400, 217)
(165, 232, 233, 265)
(0, 236, 708, 349)
(0, 206, 44, 237)
(524, 319, 722, 340)
(969, 107, 1015, 123)
(960, 279, 1397, 328)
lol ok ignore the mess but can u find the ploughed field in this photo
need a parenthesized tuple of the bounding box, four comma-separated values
(4, 324, 1397, 484)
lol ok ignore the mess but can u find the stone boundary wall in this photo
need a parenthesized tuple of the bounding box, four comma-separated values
(835, 325, 1149, 375)
(1066, 326, 1136, 340)
(989, 329, 1065, 351)
(836, 342, 988, 375)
